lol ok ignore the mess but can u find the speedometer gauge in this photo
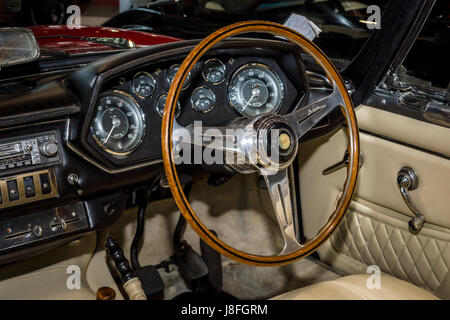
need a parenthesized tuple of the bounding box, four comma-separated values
(227, 63, 284, 117)
(91, 91, 145, 156)
(132, 72, 156, 98)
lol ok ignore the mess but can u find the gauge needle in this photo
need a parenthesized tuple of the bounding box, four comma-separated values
(242, 90, 259, 112)
(104, 121, 119, 144)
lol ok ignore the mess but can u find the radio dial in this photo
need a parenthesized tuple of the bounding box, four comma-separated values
(40, 141, 58, 157)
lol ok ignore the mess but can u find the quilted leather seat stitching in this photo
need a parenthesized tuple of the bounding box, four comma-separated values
(330, 209, 449, 293)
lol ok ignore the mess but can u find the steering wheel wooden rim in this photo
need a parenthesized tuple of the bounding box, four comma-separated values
(162, 21, 360, 266)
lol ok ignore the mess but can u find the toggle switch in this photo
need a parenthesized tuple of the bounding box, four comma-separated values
(39, 173, 52, 194)
(23, 176, 36, 198)
(7, 180, 19, 201)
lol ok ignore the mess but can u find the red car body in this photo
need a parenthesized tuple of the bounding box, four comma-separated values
(28, 25, 180, 54)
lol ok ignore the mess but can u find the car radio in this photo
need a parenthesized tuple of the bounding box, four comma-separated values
(0, 132, 60, 209)
(0, 131, 60, 173)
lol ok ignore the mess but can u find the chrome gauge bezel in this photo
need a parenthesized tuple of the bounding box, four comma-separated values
(191, 86, 216, 113)
(131, 71, 156, 99)
(201, 58, 226, 84)
(227, 63, 284, 117)
(167, 64, 191, 90)
(90, 90, 146, 156)
(155, 93, 181, 119)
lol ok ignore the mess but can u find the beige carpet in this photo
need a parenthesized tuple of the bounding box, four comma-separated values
(108, 173, 341, 299)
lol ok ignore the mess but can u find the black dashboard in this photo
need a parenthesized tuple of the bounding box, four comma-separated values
(80, 43, 308, 169)
(0, 38, 340, 264)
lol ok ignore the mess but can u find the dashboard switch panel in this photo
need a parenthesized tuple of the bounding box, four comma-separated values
(0, 169, 58, 209)
(0, 202, 88, 253)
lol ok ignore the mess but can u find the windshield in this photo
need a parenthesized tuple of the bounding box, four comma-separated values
(203, 0, 390, 62)
(0, 2, 178, 62)
(0, 0, 388, 63)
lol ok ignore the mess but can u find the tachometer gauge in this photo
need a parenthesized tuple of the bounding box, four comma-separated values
(167, 64, 191, 89)
(91, 91, 145, 156)
(132, 72, 156, 98)
(191, 86, 216, 113)
(202, 58, 226, 84)
(155, 94, 181, 118)
(227, 63, 284, 117)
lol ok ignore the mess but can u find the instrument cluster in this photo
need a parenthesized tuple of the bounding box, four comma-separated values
(89, 57, 296, 158)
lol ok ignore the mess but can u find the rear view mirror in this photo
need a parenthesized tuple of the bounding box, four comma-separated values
(0, 27, 40, 68)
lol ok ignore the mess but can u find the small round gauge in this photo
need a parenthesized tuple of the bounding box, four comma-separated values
(167, 64, 191, 89)
(227, 63, 284, 117)
(191, 86, 216, 113)
(91, 91, 145, 156)
(155, 94, 181, 118)
(202, 58, 226, 84)
(132, 72, 156, 98)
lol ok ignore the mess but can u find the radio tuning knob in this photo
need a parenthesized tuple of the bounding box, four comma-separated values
(40, 141, 58, 157)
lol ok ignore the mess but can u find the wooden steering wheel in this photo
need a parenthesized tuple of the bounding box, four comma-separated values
(162, 21, 360, 266)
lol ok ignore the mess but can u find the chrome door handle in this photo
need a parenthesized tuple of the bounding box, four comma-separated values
(322, 151, 364, 175)
(397, 167, 425, 234)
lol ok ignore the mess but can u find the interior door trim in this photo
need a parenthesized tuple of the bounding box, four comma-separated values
(356, 106, 450, 159)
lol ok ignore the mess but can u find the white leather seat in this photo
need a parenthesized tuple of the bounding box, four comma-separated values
(272, 274, 439, 300)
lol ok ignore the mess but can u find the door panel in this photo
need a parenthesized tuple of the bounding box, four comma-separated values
(298, 105, 450, 298)
(357, 106, 450, 158)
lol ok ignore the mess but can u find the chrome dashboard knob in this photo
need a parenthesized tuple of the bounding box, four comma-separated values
(40, 141, 58, 157)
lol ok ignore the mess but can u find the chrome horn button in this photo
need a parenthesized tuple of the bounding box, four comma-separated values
(226, 114, 299, 175)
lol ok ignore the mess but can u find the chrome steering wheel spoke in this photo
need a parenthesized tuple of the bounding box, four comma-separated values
(171, 119, 249, 161)
(286, 82, 344, 139)
(262, 167, 303, 255)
